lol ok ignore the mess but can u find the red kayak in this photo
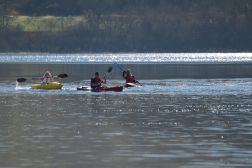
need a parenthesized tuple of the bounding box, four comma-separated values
(77, 86, 123, 92)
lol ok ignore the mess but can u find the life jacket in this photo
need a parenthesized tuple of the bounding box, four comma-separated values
(91, 77, 103, 88)
(125, 74, 136, 83)
(42, 76, 52, 84)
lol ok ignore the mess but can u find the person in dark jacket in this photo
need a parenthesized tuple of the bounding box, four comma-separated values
(90, 72, 106, 89)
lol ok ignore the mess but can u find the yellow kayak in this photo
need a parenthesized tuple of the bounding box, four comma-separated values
(31, 82, 63, 90)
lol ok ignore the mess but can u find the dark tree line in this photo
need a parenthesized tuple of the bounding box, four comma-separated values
(1, 0, 252, 52)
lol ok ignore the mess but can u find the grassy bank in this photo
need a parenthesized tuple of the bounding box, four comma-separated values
(6, 16, 87, 32)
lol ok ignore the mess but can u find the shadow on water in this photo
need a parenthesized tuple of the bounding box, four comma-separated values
(0, 63, 252, 80)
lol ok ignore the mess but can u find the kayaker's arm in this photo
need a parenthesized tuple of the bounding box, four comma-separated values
(103, 76, 107, 84)
(16, 73, 68, 83)
(122, 71, 127, 79)
(98, 80, 106, 85)
(135, 80, 142, 86)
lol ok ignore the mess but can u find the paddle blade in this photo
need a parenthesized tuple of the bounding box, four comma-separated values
(16, 78, 27, 82)
(107, 66, 113, 73)
(57, 73, 68, 78)
(136, 80, 142, 86)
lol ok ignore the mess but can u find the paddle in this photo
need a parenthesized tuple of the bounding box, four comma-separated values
(107, 66, 113, 73)
(54, 73, 68, 79)
(103, 66, 113, 83)
(113, 63, 142, 86)
(16, 73, 68, 82)
(114, 62, 124, 72)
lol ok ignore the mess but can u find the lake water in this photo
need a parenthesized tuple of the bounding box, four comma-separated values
(0, 53, 252, 79)
(0, 53, 252, 167)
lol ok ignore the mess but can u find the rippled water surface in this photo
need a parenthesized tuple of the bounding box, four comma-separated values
(0, 53, 252, 63)
(0, 78, 252, 168)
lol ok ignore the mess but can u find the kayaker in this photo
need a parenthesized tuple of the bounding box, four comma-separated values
(123, 69, 137, 84)
(42, 71, 53, 84)
(90, 72, 106, 89)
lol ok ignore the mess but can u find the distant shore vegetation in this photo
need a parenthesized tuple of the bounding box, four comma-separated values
(0, 0, 252, 52)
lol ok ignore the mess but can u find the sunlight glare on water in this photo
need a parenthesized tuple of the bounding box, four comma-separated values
(0, 53, 252, 63)
(0, 80, 251, 167)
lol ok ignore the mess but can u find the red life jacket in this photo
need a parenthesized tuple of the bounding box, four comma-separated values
(125, 74, 136, 83)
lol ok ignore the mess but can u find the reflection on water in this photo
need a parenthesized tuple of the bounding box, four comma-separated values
(0, 79, 252, 167)
(0, 53, 252, 63)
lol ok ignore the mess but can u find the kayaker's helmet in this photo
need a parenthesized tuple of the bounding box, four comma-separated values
(126, 69, 131, 74)
(95, 72, 99, 76)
